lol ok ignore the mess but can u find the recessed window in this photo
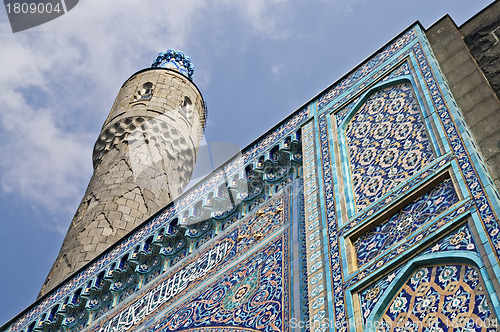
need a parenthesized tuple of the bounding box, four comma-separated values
(134, 82, 154, 101)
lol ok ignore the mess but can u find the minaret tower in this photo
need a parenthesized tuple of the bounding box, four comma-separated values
(39, 50, 206, 296)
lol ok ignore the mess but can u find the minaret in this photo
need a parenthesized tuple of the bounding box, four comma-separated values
(39, 50, 206, 297)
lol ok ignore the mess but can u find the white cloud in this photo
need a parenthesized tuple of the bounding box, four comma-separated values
(0, 0, 212, 232)
(0, 0, 357, 233)
(212, 0, 293, 39)
(271, 63, 284, 77)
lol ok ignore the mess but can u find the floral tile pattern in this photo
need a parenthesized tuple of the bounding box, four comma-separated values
(377, 264, 496, 331)
(354, 178, 459, 268)
(359, 223, 478, 324)
(345, 83, 435, 212)
(345, 199, 473, 290)
(334, 61, 411, 127)
(424, 223, 478, 254)
(147, 233, 289, 332)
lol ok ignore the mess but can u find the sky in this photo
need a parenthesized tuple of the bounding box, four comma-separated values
(0, 0, 494, 326)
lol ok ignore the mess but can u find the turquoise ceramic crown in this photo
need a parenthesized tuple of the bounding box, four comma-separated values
(151, 49, 194, 80)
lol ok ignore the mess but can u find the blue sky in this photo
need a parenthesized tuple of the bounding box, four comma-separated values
(0, 0, 494, 325)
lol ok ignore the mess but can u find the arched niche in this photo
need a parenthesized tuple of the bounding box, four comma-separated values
(337, 78, 436, 214)
(365, 252, 499, 331)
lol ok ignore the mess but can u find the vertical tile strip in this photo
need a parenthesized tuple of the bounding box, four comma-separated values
(319, 113, 348, 331)
(302, 121, 330, 331)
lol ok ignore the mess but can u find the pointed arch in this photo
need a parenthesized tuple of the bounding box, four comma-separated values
(338, 79, 436, 213)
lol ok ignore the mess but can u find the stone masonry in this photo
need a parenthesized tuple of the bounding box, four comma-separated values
(426, 2, 500, 194)
(39, 67, 206, 297)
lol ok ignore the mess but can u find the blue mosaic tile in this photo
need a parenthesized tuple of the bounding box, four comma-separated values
(359, 267, 403, 324)
(377, 264, 496, 331)
(344, 83, 435, 212)
(334, 61, 411, 127)
(345, 199, 473, 289)
(339, 154, 453, 234)
(8, 110, 307, 331)
(359, 223, 478, 324)
(145, 233, 290, 332)
(410, 40, 500, 258)
(318, 113, 347, 329)
(84, 189, 291, 332)
(422, 223, 478, 255)
(354, 178, 459, 268)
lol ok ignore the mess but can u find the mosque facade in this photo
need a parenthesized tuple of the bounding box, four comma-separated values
(3, 2, 500, 331)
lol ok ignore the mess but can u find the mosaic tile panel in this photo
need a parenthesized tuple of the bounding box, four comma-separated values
(301, 121, 328, 328)
(334, 61, 411, 127)
(359, 267, 403, 324)
(88, 190, 291, 332)
(345, 83, 435, 212)
(354, 178, 459, 268)
(317, 26, 500, 331)
(423, 223, 478, 255)
(7, 22, 500, 332)
(321, 52, 415, 119)
(334, 96, 360, 128)
(340, 154, 453, 234)
(318, 113, 348, 330)
(410, 38, 500, 263)
(147, 233, 290, 332)
(377, 264, 497, 331)
(7, 120, 305, 331)
(297, 179, 311, 331)
(359, 223, 478, 324)
(345, 199, 473, 289)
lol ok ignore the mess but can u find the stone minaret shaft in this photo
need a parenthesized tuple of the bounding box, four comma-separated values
(40, 52, 206, 297)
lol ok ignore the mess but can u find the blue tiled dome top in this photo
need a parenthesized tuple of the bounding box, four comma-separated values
(151, 49, 194, 80)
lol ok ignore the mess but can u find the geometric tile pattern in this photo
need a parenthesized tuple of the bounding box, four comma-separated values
(354, 178, 459, 268)
(359, 267, 403, 325)
(345, 199, 473, 291)
(315, 28, 500, 332)
(301, 121, 329, 327)
(335, 62, 411, 127)
(345, 83, 435, 212)
(318, 113, 346, 329)
(87, 191, 291, 332)
(359, 223, 478, 324)
(377, 264, 497, 331)
(147, 234, 290, 332)
(423, 223, 478, 255)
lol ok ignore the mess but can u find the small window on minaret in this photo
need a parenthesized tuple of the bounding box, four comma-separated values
(183, 96, 193, 114)
(179, 96, 194, 121)
(134, 82, 153, 101)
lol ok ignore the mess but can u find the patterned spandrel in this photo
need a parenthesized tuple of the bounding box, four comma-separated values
(146, 234, 289, 332)
(424, 223, 478, 254)
(335, 62, 411, 127)
(359, 268, 403, 324)
(377, 265, 497, 331)
(359, 224, 478, 323)
(345, 83, 435, 212)
(354, 178, 459, 268)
